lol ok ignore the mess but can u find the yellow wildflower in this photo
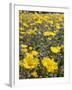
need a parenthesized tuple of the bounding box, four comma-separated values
(19, 27, 24, 31)
(42, 57, 58, 73)
(36, 20, 42, 24)
(50, 46, 61, 53)
(58, 17, 62, 22)
(26, 53, 34, 60)
(43, 31, 56, 36)
(29, 46, 33, 50)
(31, 71, 38, 77)
(32, 50, 38, 56)
(21, 48, 28, 53)
(20, 53, 39, 69)
(23, 23, 29, 28)
(21, 44, 28, 48)
(48, 20, 53, 24)
(55, 23, 60, 29)
(20, 31, 26, 35)
(28, 29, 36, 35)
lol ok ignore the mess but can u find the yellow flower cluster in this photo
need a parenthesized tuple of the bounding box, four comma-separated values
(19, 11, 64, 33)
(43, 31, 56, 37)
(20, 54, 58, 73)
(20, 53, 39, 69)
(21, 44, 28, 53)
(42, 57, 58, 73)
(21, 44, 39, 54)
(19, 11, 64, 78)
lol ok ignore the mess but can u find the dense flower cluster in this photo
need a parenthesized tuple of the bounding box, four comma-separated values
(19, 11, 64, 79)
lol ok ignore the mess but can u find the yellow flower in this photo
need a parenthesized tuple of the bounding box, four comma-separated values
(36, 20, 42, 24)
(29, 46, 33, 50)
(21, 44, 28, 53)
(43, 31, 56, 36)
(58, 17, 62, 22)
(48, 20, 53, 24)
(21, 48, 28, 53)
(20, 31, 26, 35)
(26, 53, 33, 59)
(19, 27, 24, 31)
(28, 29, 36, 35)
(31, 71, 38, 77)
(42, 57, 58, 73)
(20, 53, 39, 69)
(23, 23, 29, 28)
(21, 44, 28, 48)
(50, 46, 61, 53)
(55, 23, 60, 29)
(32, 50, 38, 56)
